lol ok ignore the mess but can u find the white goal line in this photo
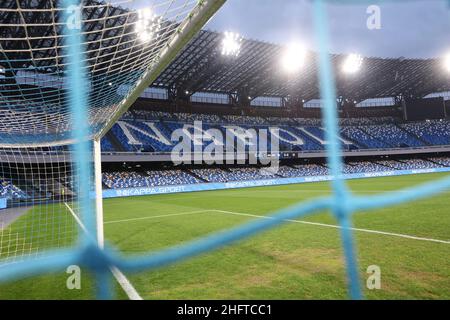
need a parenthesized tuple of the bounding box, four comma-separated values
(64, 202, 143, 300)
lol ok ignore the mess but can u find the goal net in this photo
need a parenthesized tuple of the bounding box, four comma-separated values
(0, 0, 226, 297)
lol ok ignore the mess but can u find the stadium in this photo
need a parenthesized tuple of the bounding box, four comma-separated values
(0, 0, 449, 302)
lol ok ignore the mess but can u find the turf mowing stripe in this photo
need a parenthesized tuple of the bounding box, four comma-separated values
(64, 203, 143, 300)
(104, 210, 212, 225)
(212, 210, 450, 245)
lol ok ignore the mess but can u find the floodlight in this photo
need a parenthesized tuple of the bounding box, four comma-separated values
(281, 43, 307, 73)
(445, 53, 450, 72)
(136, 8, 161, 42)
(221, 32, 242, 57)
(342, 53, 363, 74)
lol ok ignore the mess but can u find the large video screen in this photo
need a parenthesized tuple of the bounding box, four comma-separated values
(404, 97, 446, 121)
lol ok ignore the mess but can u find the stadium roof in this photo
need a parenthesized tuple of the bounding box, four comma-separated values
(1, 1, 448, 106)
(153, 30, 450, 102)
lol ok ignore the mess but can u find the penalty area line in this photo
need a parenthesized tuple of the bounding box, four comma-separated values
(212, 210, 450, 245)
(64, 202, 143, 300)
(101, 207, 450, 245)
(104, 209, 212, 225)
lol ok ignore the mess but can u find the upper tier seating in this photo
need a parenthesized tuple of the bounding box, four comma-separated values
(101, 110, 449, 152)
(222, 115, 267, 125)
(340, 126, 388, 149)
(175, 113, 222, 124)
(356, 124, 424, 148)
(100, 137, 115, 152)
(400, 120, 450, 146)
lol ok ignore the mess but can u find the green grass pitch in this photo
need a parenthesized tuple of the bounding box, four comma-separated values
(0, 172, 449, 299)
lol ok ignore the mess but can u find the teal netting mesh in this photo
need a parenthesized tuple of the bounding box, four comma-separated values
(0, 0, 449, 300)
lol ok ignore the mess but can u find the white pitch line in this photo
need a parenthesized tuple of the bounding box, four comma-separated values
(105, 207, 450, 245)
(64, 202, 143, 300)
(64, 202, 88, 234)
(110, 267, 143, 300)
(229, 189, 450, 194)
(212, 210, 450, 245)
(104, 209, 212, 225)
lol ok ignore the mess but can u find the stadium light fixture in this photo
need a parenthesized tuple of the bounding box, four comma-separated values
(342, 53, 363, 74)
(136, 8, 162, 43)
(445, 53, 450, 72)
(221, 32, 242, 57)
(281, 43, 307, 73)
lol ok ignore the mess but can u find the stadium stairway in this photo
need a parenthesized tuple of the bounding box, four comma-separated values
(186, 169, 209, 183)
(160, 120, 175, 138)
(105, 131, 125, 152)
(358, 126, 395, 148)
(373, 160, 402, 170)
(374, 160, 402, 170)
(340, 132, 367, 149)
(395, 124, 431, 146)
(370, 160, 393, 170)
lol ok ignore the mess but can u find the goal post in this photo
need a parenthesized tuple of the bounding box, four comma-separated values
(93, 138, 104, 249)
(91, 0, 227, 250)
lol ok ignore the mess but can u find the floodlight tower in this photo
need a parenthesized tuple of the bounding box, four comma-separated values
(221, 31, 251, 109)
(135, 8, 162, 43)
(445, 53, 450, 73)
(221, 32, 243, 57)
(281, 43, 307, 74)
(280, 42, 307, 111)
(339, 53, 363, 112)
(342, 53, 363, 74)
